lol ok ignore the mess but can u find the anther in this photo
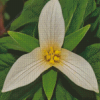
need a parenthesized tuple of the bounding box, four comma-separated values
(49, 59, 54, 64)
(55, 50, 61, 55)
(54, 56, 60, 62)
(46, 55, 51, 60)
(49, 47, 53, 54)
(44, 51, 48, 56)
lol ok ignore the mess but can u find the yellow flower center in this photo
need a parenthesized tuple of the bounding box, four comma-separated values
(44, 47, 61, 64)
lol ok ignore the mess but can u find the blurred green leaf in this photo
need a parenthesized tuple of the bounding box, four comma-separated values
(63, 25, 90, 51)
(42, 69, 57, 100)
(0, 36, 25, 53)
(56, 79, 78, 100)
(1, 0, 9, 5)
(80, 44, 100, 100)
(96, 87, 100, 100)
(4, 12, 10, 20)
(8, 31, 39, 52)
(96, 0, 100, 4)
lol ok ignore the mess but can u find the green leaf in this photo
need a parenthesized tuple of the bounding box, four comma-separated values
(8, 31, 39, 52)
(0, 54, 16, 100)
(10, 0, 48, 31)
(0, 53, 16, 71)
(0, 36, 25, 53)
(42, 69, 57, 100)
(32, 88, 45, 100)
(0, 68, 11, 100)
(96, 24, 100, 39)
(80, 44, 100, 100)
(88, 7, 100, 32)
(56, 79, 78, 100)
(59, 0, 89, 36)
(84, 0, 96, 18)
(85, 7, 100, 39)
(63, 24, 90, 51)
(20, 22, 38, 37)
(81, 43, 100, 63)
(96, 0, 100, 4)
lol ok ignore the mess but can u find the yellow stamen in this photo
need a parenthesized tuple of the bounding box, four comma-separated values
(51, 54, 54, 58)
(49, 47, 53, 54)
(46, 55, 51, 60)
(55, 50, 61, 55)
(44, 47, 61, 64)
(54, 56, 60, 62)
(49, 59, 54, 64)
(44, 51, 48, 56)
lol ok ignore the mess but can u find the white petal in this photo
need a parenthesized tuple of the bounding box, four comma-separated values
(55, 48, 99, 93)
(2, 47, 50, 92)
(39, 0, 65, 50)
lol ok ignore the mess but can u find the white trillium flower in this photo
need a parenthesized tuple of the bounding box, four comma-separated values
(2, 0, 99, 93)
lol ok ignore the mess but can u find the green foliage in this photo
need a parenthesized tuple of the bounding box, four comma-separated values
(0, 43, 16, 99)
(80, 44, 100, 100)
(8, 79, 42, 100)
(84, 0, 96, 18)
(32, 88, 45, 100)
(8, 31, 39, 52)
(10, 0, 48, 31)
(0, 68, 11, 100)
(85, 7, 100, 39)
(20, 22, 38, 37)
(0, 54, 16, 71)
(1, 0, 9, 5)
(56, 79, 78, 100)
(0, 36, 25, 53)
(63, 24, 90, 51)
(4, 13, 10, 20)
(96, 0, 100, 4)
(42, 69, 57, 100)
